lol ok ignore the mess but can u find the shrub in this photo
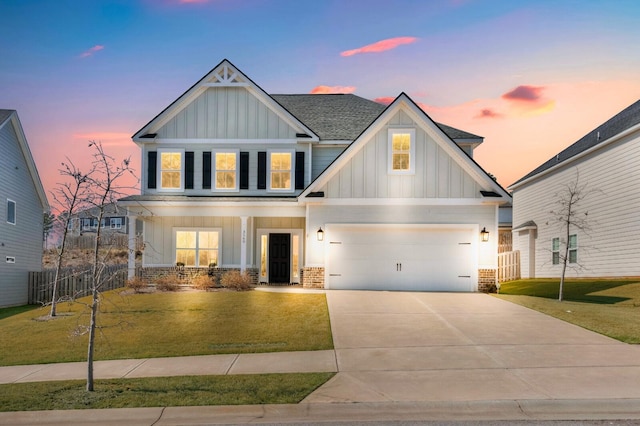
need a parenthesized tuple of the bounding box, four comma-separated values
(220, 270, 253, 291)
(192, 274, 217, 291)
(155, 274, 180, 292)
(126, 276, 148, 293)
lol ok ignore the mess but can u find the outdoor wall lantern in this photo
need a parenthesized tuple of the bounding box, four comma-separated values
(480, 227, 489, 242)
(317, 227, 324, 241)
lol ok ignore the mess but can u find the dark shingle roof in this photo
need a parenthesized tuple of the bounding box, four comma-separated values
(513, 99, 640, 186)
(271, 94, 481, 142)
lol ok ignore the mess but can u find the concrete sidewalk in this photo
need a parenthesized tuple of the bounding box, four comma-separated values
(2, 291, 640, 424)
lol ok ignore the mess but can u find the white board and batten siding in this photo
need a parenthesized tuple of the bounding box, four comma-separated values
(0, 119, 45, 307)
(512, 130, 640, 278)
(321, 111, 481, 199)
(311, 145, 346, 180)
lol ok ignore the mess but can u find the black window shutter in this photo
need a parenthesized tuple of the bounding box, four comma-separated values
(295, 151, 305, 190)
(185, 151, 194, 189)
(202, 152, 211, 189)
(257, 151, 267, 189)
(147, 151, 157, 189)
(240, 152, 249, 190)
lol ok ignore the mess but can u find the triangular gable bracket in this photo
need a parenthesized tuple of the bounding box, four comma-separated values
(202, 63, 249, 87)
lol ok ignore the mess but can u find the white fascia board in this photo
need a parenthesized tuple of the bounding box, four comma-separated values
(151, 138, 300, 145)
(509, 122, 640, 191)
(304, 198, 496, 206)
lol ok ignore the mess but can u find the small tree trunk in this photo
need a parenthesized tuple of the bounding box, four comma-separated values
(86, 286, 98, 392)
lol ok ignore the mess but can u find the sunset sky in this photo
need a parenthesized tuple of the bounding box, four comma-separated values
(2, 0, 639, 201)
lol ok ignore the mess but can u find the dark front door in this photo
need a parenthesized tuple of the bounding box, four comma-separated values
(269, 233, 290, 284)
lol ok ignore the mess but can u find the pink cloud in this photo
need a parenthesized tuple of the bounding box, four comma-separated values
(79, 45, 104, 58)
(310, 85, 356, 94)
(502, 85, 545, 102)
(341, 37, 418, 57)
(476, 108, 504, 119)
(374, 96, 395, 105)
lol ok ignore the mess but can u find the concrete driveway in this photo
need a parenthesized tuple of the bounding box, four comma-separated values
(304, 291, 640, 403)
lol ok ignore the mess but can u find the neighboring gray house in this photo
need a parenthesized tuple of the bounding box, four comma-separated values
(0, 110, 49, 307)
(509, 99, 640, 278)
(121, 59, 511, 291)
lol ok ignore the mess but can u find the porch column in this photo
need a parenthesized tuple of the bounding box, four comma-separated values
(127, 215, 137, 279)
(240, 216, 248, 273)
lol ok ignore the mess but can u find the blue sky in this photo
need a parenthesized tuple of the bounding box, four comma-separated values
(2, 0, 639, 195)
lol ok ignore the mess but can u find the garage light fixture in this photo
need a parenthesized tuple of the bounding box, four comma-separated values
(480, 227, 489, 242)
(317, 227, 324, 241)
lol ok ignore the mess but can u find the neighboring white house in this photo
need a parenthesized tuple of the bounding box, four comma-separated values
(120, 59, 510, 292)
(0, 110, 49, 307)
(509, 99, 640, 279)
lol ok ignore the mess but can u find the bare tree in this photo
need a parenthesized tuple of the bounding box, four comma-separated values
(48, 162, 94, 317)
(548, 171, 594, 301)
(81, 141, 135, 392)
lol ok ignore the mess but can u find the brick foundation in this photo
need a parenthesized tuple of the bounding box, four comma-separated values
(301, 267, 325, 289)
(478, 268, 497, 293)
(138, 267, 259, 286)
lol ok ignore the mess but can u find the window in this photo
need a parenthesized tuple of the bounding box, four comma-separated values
(7, 200, 16, 224)
(110, 217, 123, 229)
(159, 150, 184, 191)
(569, 234, 578, 263)
(175, 229, 220, 267)
(552, 237, 560, 265)
(388, 129, 416, 174)
(81, 218, 93, 231)
(213, 151, 239, 191)
(269, 151, 293, 191)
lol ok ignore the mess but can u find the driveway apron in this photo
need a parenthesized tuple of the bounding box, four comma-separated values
(304, 291, 640, 403)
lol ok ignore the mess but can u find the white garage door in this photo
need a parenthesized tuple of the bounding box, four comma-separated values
(326, 225, 477, 292)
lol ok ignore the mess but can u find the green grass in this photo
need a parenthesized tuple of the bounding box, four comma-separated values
(496, 278, 640, 343)
(0, 373, 334, 412)
(0, 290, 333, 366)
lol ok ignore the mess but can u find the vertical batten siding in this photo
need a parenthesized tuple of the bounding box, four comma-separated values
(323, 111, 481, 200)
(157, 88, 296, 140)
(311, 146, 346, 180)
(512, 131, 640, 278)
(0, 121, 44, 307)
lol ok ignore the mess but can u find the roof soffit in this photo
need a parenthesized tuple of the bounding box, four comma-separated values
(132, 59, 319, 142)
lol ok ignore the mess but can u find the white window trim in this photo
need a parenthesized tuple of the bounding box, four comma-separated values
(568, 234, 578, 264)
(267, 150, 295, 193)
(157, 148, 185, 192)
(172, 227, 222, 267)
(212, 149, 240, 192)
(6, 199, 16, 225)
(110, 217, 123, 229)
(552, 237, 560, 265)
(387, 128, 416, 175)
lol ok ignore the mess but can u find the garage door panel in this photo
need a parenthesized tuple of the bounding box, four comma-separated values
(327, 225, 476, 292)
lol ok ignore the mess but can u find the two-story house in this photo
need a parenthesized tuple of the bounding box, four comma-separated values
(0, 110, 49, 307)
(120, 59, 510, 291)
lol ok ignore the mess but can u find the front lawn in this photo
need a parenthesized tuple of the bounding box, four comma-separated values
(496, 278, 640, 343)
(0, 290, 333, 366)
(0, 373, 334, 412)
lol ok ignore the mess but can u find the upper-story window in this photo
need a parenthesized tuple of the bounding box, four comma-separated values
(269, 151, 293, 192)
(7, 199, 16, 225)
(214, 150, 239, 191)
(388, 128, 416, 174)
(159, 150, 184, 191)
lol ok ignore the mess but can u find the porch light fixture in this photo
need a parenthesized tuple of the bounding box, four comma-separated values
(317, 227, 324, 241)
(480, 227, 489, 242)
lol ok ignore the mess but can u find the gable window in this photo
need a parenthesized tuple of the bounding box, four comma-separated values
(213, 150, 239, 191)
(110, 217, 123, 229)
(159, 150, 184, 191)
(388, 128, 416, 174)
(268, 151, 293, 192)
(568, 234, 578, 263)
(552, 237, 560, 265)
(7, 200, 16, 225)
(175, 229, 220, 267)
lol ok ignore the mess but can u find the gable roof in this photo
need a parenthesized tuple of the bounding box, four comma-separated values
(272, 93, 483, 142)
(300, 92, 510, 201)
(511, 99, 640, 189)
(0, 110, 49, 211)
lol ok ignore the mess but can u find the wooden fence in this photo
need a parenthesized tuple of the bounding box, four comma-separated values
(28, 265, 128, 305)
(498, 250, 520, 283)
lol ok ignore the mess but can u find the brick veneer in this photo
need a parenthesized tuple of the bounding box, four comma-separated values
(301, 267, 325, 289)
(138, 267, 259, 285)
(478, 268, 498, 293)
